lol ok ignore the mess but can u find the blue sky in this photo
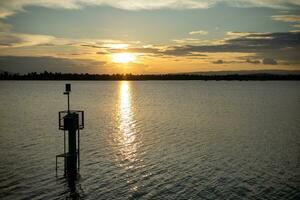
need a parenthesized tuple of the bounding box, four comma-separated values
(4, 5, 289, 40)
(0, 0, 299, 74)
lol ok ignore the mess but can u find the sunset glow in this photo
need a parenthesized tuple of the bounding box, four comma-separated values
(112, 53, 136, 64)
(0, 0, 299, 74)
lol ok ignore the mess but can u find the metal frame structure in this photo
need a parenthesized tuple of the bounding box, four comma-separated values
(55, 84, 84, 178)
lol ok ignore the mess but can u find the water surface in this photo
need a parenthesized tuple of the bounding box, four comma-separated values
(0, 81, 299, 199)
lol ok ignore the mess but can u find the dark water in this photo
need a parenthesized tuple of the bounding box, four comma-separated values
(0, 81, 299, 199)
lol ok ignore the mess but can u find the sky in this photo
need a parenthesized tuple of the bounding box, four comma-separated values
(0, 0, 300, 74)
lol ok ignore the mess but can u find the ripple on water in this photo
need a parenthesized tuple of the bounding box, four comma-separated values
(0, 81, 300, 199)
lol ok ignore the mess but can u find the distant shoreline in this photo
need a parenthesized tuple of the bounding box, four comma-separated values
(1, 71, 300, 81)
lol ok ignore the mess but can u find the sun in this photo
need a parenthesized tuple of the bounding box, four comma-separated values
(112, 53, 136, 64)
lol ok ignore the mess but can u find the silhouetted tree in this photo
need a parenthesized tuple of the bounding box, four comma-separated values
(0, 71, 299, 80)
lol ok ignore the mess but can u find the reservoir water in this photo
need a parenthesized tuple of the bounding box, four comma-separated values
(0, 81, 299, 199)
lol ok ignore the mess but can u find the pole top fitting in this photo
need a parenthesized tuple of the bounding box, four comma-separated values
(64, 83, 71, 95)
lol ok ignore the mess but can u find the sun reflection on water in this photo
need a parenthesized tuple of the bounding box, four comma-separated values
(116, 81, 137, 165)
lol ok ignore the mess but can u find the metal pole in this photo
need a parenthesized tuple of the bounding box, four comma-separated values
(67, 117, 78, 179)
(67, 93, 70, 113)
(64, 130, 66, 176)
(78, 129, 80, 172)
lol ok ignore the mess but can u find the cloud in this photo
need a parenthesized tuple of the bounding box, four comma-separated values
(81, 44, 103, 49)
(105, 45, 168, 57)
(173, 38, 213, 44)
(212, 59, 224, 64)
(96, 51, 108, 55)
(271, 15, 300, 22)
(0, 30, 143, 56)
(161, 32, 300, 63)
(0, 0, 211, 18)
(263, 58, 277, 65)
(0, 55, 106, 74)
(246, 59, 260, 64)
(189, 30, 208, 35)
(0, 21, 11, 32)
(74, 31, 300, 65)
(0, 32, 55, 47)
(0, 0, 300, 18)
(95, 31, 299, 65)
(291, 24, 300, 28)
(226, 0, 300, 9)
(211, 59, 248, 64)
(124, 47, 161, 54)
(226, 31, 258, 37)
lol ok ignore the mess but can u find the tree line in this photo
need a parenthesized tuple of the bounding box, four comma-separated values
(1, 71, 300, 80)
